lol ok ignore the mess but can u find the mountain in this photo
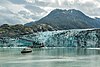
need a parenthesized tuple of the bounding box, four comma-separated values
(95, 17, 100, 22)
(25, 9, 100, 30)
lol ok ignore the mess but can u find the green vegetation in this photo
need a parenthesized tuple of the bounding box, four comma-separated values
(0, 24, 55, 37)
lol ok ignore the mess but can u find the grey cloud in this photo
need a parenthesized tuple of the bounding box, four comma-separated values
(18, 10, 40, 20)
(7, 0, 27, 4)
(61, 0, 100, 17)
(24, 5, 46, 13)
(0, 15, 25, 25)
(23, 5, 47, 20)
(34, 0, 49, 6)
(74, 2, 100, 16)
(96, 0, 100, 2)
(0, 8, 14, 14)
(30, 15, 41, 20)
(8, 0, 49, 6)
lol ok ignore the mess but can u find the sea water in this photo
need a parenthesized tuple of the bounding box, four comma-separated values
(0, 47, 100, 67)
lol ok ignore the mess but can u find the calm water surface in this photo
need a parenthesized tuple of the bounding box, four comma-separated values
(0, 47, 100, 67)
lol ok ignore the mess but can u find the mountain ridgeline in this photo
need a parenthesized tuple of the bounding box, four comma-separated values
(25, 9, 100, 30)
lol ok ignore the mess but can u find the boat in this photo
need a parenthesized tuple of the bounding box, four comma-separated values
(21, 47, 32, 53)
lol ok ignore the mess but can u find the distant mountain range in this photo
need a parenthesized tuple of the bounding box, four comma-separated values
(25, 9, 100, 30)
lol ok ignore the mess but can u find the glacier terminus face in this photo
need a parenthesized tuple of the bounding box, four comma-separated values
(0, 29, 100, 48)
(21, 29, 100, 48)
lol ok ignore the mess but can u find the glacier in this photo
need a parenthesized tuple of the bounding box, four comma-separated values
(0, 28, 100, 48)
(20, 28, 100, 48)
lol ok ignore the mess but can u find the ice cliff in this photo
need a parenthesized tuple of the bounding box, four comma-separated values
(1, 28, 100, 48)
(29, 29, 100, 48)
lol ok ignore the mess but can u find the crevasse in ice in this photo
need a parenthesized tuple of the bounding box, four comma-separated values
(22, 29, 100, 48)
(0, 29, 100, 47)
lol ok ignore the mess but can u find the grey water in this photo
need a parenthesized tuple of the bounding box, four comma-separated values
(0, 47, 100, 67)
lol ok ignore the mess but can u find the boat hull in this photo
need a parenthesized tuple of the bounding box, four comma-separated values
(21, 50, 32, 53)
(21, 48, 32, 53)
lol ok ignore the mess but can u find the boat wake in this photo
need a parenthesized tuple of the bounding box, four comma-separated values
(6, 58, 76, 63)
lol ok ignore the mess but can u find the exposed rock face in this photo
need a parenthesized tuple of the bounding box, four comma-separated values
(31, 24, 56, 32)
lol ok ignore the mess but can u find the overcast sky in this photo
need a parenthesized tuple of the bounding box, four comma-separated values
(0, 0, 100, 25)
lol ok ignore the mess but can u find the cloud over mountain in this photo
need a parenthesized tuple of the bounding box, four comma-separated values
(0, 0, 100, 25)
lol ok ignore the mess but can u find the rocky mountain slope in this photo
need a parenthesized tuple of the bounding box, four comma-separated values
(25, 9, 100, 29)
